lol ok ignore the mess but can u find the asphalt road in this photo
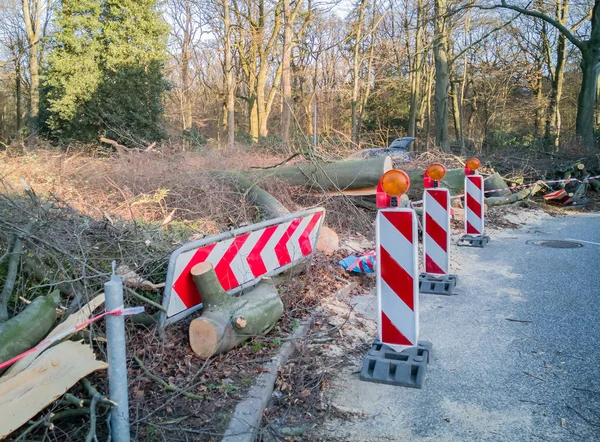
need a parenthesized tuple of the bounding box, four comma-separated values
(321, 213, 600, 441)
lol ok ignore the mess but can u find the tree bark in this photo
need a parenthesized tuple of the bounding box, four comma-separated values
(223, 0, 235, 148)
(486, 183, 544, 207)
(181, 0, 193, 131)
(576, 47, 599, 146)
(350, 0, 367, 147)
(545, 0, 568, 147)
(0, 290, 61, 369)
(408, 0, 423, 139)
(22, 0, 42, 132)
(433, 0, 450, 152)
(215, 171, 290, 219)
(15, 60, 21, 132)
(450, 80, 461, 142)
(263, 155, 392, 191)
(483, 172, 510, 198)
(188, 262, 283, 358)
(280, 0, 299, 142)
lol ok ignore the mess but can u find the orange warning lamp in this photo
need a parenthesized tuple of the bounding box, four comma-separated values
(426, 163, 446, 181)
(466, 158, 481, 171)
(381, 169, 410, 196)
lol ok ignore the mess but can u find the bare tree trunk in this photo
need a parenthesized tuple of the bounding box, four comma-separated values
(545, 0, 568, 148)
(596, 73, 600, 130)
(280, 0, 295, 142)
(181, 0, 193, 130)
(351, 0, 367, 147)
(433, 0, 450, 152)
(223, 0, 235, 148)
(15, 60, 21, 132)
(357, 0, 378, 140)
(450, 80, 461, 142)
(534, 67, 544, 137)
(22, 0, 43, 132)
(408, 0, 423, 139)
(424, 60, 434, 149)
(576, 48, 599, 145)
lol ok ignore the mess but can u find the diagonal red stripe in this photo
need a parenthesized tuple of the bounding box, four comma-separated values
(274, 218, 302, 266)
(214, 234, 250, 291)
(469, 175, 483, 189)
(425, 254, 445, 274)
(172, 243, 216, 309)
(425, 213, 447, 252)
(466, 220, 480, 235)
(381, 311, 413, 346)
(380, 246, 414, 311)
(298, 213, 322, 255)
(382, 211, 413, 243)
(247, 225, 278, 277)
(466, 193, 482, 219)
(427, 189, 448, 210)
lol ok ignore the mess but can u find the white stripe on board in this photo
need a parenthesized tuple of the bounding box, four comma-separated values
(424, 190, 449, 230)
(287, 215, 312, 262)
(379, 277, 418, 346)
(230, 229, 264, 284)
(261, 221, 290, 271)
(378, 213, 415, 276)
(425, 232, 448, 274)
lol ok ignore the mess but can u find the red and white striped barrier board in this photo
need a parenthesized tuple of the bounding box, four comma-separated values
(423, 188, 450, 274)
(465, 175, 485, 236)
(376, 208, 419, 351)
(160, 208, 325, 327)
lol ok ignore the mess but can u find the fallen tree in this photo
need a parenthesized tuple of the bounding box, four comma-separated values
(188, 262, 283, 358)
(213, 172, 290, 219)
(486, 182, 545, 207)
(259, 155, 393, 191)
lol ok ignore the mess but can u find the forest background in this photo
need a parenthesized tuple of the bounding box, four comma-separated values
(0, 0, 598, 154)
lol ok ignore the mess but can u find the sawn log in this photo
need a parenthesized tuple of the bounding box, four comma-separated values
(0, 290, 61, 372)
(188, 262, 283, 358)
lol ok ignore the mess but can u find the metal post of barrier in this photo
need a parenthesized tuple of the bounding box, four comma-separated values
(105, 263, 131, 442)
(419, 163, 458, 295)
(360, 170, 431, 389)
(458, 158, 490, 247)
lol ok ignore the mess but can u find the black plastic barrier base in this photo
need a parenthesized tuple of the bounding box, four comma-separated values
(359, 340, 432, 389)
(419, 273, 458, 295)
(457, 234, 490, 247)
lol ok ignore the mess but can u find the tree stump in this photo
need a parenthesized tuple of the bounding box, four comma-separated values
(188, 262, 283, 358)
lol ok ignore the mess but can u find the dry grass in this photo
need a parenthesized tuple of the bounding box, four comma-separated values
(0, 146, 284, 233)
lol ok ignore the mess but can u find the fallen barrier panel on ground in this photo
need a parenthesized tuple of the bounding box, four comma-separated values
(160, 207, 325, 328)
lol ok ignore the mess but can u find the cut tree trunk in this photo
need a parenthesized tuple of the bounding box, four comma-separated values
(188, 262, 283, 358)
(3, 293, 105, 380)
(0, 290, 61, 369)
(323, 168, 468, 199)
(486, 183, 544, 207)
(214, 172, 290, 220)
(484, 172, 510, 197)
(261, 156, 392, 191)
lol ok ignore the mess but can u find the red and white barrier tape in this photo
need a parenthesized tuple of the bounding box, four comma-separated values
(0, 305, 144, 371)
(410, 175, 600, 207)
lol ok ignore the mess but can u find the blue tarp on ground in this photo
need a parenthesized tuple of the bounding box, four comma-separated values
(339, 251, 375, 274)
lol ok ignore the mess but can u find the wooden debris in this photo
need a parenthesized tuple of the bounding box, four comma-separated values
(117, 265, 165, 292)
(0, 291, 61, 372)
(316, 226, 339, 256)
(0, 340, 108, 438)
(188, 262, 283, 358)
(3, 294, 105, 380)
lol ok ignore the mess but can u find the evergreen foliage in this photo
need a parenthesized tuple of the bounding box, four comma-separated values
(42, 0, 169, 146)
